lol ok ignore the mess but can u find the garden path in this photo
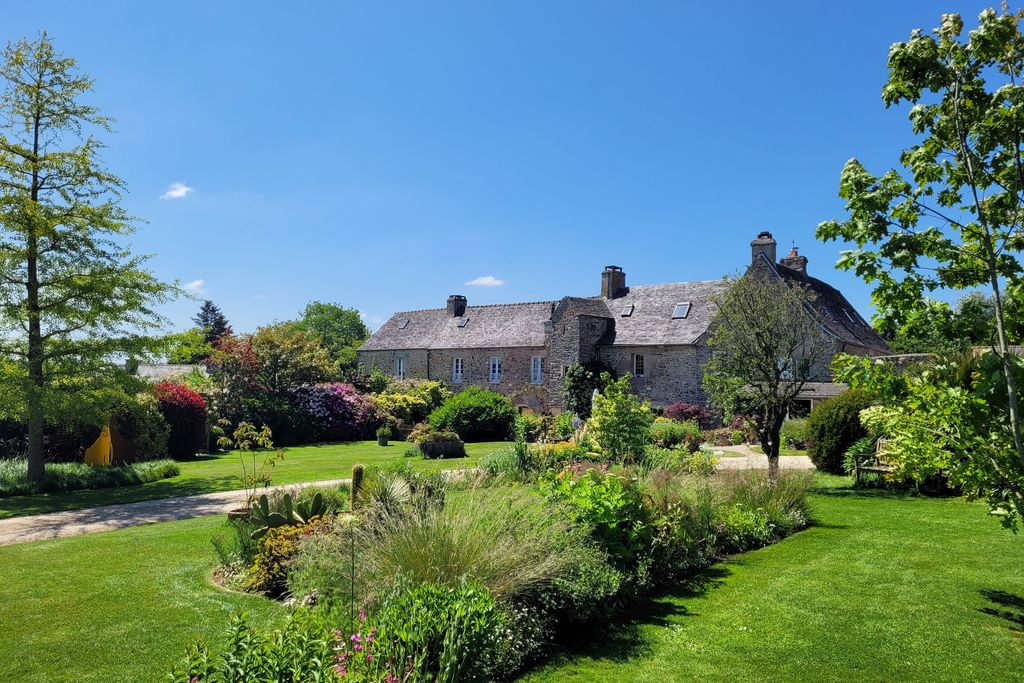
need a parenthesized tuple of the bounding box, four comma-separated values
(710, 446, 815, 470)
(0, 478, 348, 547)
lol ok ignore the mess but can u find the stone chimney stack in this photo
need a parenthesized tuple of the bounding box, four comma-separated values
(750, 231, 777, 265)
(601, 266, 627, 299)
(779, 245, 809, 276)
(447, 294, 467, 317)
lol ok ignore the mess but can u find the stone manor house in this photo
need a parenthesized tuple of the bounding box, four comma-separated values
(357, 232, 890, 413)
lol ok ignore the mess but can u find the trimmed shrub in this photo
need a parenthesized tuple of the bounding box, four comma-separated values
(416, 431, 466, 459)
(291, 382, 379, 442)
(152, 383, 208, 458)
(807, 389, 875, 474)
(664, 402, 714, 428)
(730, 430, 745, 445)
(650, 421, 686, 448)
(427, 386, 516, 441)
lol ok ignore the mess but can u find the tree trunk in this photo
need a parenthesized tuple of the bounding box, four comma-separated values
(25, 111, 44, 483)
(765, 441, 780, 483)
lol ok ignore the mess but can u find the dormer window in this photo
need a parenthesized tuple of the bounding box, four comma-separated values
(621, 303, 634, 317)
(672, 302, 691, 319)
(397, 318, 410, 329)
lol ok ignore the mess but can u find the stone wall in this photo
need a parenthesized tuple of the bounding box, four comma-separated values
(597, 343, 710, 407)
(544, 301, 613, 408)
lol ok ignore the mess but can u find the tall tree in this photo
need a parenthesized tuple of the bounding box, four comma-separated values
(293, 301, 368, 370)
(193, 300, 232, 347)
(0, 34, 174, 482)
(703, 274, 829, 482)
(817, 9, 1024, 469)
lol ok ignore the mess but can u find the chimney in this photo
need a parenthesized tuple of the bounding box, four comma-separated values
(601, 265, 627, 299)
(447, 294, 467, 317)
(780, 245, 809, 275)
(750, 231, 777, 265)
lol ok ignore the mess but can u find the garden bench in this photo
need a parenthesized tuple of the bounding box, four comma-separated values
(854, 439, 893, 485)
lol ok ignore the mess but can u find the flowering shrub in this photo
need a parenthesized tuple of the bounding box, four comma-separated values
(372, 392, 428, 426)
(664, 401, 714, 427)
(151, 382, 208, 458)
(292, 383, 379, 442)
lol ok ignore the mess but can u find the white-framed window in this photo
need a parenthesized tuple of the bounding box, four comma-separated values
(395, 356, 406, 380)
(489, 356, 502, 384)
(531, 356, 544, 384)
(452, 357, 464, 383)
(633, 353, 645, 377)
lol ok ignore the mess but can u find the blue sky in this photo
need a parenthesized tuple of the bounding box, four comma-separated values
(4, 1, 992, 332)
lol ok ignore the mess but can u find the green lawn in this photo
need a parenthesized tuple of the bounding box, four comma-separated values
(0, 515, 283, 683)
(2, 476, 1021, 682)
(521, 476, 1024, 682)
(0, 440, 507, 519)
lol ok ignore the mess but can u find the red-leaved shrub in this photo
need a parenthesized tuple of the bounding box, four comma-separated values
(152, 383, 208, 458)
(664, 402, 714, 428)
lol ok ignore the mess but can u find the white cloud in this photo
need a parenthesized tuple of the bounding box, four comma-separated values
(252, 294, 270, 300)
(184, 278, 206, 295)
(465, 275, 506, 287)
(160, 181, 194, 200)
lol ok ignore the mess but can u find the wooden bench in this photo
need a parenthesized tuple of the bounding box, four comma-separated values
(854, 438, 893, 485)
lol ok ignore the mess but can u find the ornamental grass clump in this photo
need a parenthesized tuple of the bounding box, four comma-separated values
(0, 458, 178, 496)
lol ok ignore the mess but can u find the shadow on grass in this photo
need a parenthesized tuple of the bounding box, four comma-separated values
(525, 565, 732, 671)
(980, 589, 1024, 633)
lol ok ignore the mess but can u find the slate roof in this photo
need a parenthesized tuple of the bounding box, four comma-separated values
(359, 301, 556, 351)
(590, 280, 729, 346)
(773, 262, 889, 352)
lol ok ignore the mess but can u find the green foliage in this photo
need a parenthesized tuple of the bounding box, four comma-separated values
(561, 362, 614, 419)
(842, 350, 1024, 529)
(0, 34, 177, 483)
(167, 610, 337, 683)
(248, 323, 338, 393)
(218, 421, 283, 505)
(717, 505, 775, 553)
(110, 391, 170, 460)
(589, 375, 654, 462)
(807, 389, 875, 474)
(780, 418, 810, 451)
(650, 420, 701, 452)
(367, 367, 391, 393)
(376, 425, 392, 441)
(0, 458, 178, 497)
(372, 392, 428, 425)
(703, 274, 829, 476)
(730, 430, 745, 445)
(427, 386, 516, 441)
(843, 436, 879, 477)
(166, 327, 214, 365)
(248, 490, 326, 540)
(416, 431, 466, 459)
(292, 300, 369, 370)
(538, 467, 651, 574)
(371, 579, 502, 683)
(514, 411, 545, 442)
(241, 520, 324, 596)
(554, 412, 577, 440)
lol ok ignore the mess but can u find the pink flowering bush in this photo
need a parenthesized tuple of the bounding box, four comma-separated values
(292, 383, 380, 442)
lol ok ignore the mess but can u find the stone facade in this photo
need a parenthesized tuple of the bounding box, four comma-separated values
(357, 232, 891, 413)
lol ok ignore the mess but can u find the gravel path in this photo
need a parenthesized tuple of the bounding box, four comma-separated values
(0, 450, 815, 548)
(0, 478, 348, 547)
(710, 444, 815, 470)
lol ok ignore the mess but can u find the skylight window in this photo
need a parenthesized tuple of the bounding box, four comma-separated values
(397, 318, 410, 329)
(457, 317, 469, 328)
(671, 302, 691, 319)
(621, 303, 634, 317)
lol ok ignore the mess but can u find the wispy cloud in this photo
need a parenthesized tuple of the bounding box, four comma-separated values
(252, 294, 270, 301)
(360, 310, 385, 328)
(184, 278, 206, 295)
(160, 181, 194, 200)
(465, 275, 506, 287)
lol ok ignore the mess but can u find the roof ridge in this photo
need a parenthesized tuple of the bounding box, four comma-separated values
(389, 300, 558, 316)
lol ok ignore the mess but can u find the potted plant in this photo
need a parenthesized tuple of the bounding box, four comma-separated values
(376, 425, 392, 446)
